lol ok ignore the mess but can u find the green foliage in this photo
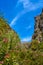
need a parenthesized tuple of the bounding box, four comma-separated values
(0, 17, 20, 65)
(0, 17, 43, 65)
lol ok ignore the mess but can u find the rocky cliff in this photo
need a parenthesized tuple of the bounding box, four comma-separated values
(32, 9, 43, 42)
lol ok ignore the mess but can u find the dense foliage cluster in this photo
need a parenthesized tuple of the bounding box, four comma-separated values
(0, 17, 43, 65)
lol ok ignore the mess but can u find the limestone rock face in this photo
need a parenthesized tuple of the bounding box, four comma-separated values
(32, 9, 43, 42)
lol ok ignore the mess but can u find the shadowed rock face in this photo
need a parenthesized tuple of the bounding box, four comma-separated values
(32, 9, 43, 42)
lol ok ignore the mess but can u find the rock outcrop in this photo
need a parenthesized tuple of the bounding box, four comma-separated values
(32, 9, 43, 42)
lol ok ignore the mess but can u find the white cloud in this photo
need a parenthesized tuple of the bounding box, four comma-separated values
(10, 0, 43, 26)
(21, 36, 32, 42)
(16, 0, 43, 10)
(19, 0, 32, 9)
(10, 15, 19, 26)
(25, 25, 32, 30)
(10, 10, 26, 26)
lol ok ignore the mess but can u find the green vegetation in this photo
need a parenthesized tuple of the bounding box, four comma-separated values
(0, 17, 43, 65)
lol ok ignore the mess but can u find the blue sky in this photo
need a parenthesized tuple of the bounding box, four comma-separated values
(0, 0, 43, 42)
